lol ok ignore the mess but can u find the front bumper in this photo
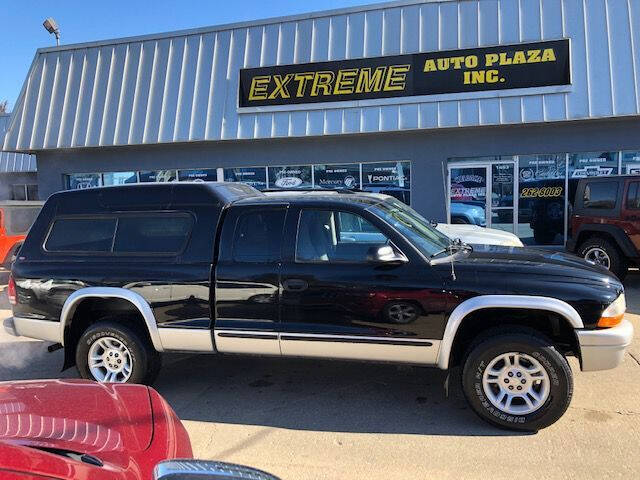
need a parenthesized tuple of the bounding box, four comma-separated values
(576, 318, 634, 371)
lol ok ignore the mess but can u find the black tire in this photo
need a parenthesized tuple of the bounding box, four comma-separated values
(461, 327, 573, 432)
(76, 320, 161, 385)
(452, 216, 469, 224)
(578, 237, 627, 280)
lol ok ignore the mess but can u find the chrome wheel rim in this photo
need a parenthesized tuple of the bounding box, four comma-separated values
(584, 247, 611, 269)
(387, 303, 417, 324)
(88, 336, 132, 383)
(482, 352, 550, 415)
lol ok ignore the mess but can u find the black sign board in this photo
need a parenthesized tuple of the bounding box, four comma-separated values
(239, 39, 570, 107)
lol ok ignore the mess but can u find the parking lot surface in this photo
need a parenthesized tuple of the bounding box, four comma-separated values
(0, 271, 638, 479)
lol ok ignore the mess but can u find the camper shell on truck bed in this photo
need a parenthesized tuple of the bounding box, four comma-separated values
(5, 182, 633, 432)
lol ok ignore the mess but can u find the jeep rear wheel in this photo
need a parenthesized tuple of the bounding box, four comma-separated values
(461, 328, 573, 431)
(76, 320, 161, 385)
(578, 237, 627, 280)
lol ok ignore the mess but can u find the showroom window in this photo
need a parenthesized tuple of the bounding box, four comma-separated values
(448, 151, 626, 247)
(361, 161, 411, 204)
(103, 171, 137, 185)
(62, 161, 412, 206)
(65, 173, 102, 190)
(178, 168, 218, 182)
(268, 165, 313, 189)
(224, 167, 267, 190)
(139, 170, 177, 182)
(518, 154, 566, 246)
(313, 164, 360, 190)
(622, 151, 640, 174)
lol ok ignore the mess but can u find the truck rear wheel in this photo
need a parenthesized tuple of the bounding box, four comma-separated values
(461, 328, 573, 432)
(76, 320, 161, 385)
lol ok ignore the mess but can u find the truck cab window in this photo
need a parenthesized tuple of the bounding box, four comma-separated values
(232, 210, 285, 262)
(296, 209, 388, 262)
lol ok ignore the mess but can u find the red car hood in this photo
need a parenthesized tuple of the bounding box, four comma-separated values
(0, 379, 153, 456)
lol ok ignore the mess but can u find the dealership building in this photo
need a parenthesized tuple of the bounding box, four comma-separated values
(2, 0, 640, 246)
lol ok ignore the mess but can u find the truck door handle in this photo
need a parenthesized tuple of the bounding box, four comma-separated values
(283, 279, 308, 291)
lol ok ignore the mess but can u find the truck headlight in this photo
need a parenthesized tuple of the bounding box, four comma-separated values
(597, 294, 626, 327)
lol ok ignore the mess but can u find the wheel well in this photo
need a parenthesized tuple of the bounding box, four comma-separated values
(448, 308, 579, 368)
(62, 297, 153, 369)
(575, 231, 620, 252)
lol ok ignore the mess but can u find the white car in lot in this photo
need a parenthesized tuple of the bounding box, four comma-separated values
(436, 223, 524, 247)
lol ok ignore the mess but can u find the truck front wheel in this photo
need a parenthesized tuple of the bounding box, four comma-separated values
(76, 320, 161, 385)
(461, 328, 573, 431)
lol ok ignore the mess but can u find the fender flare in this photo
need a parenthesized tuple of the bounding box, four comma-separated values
(59, 287, 164, 352)
(573, 223, 638, 257)
(436, 295, 583, 370)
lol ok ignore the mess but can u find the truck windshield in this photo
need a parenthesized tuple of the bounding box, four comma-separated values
(368, 199, 452, 258)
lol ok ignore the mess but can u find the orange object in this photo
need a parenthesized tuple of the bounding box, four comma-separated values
(0, 201, 42, 267)
(597, 313, 625, 328)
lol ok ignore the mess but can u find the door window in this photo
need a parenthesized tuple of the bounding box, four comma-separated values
(627, 182, 640, 210)
(296, 210, 388, 263)
(232, 210, 285, 262)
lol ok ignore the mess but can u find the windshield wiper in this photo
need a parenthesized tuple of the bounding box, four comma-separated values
(430, 238, 472, 258)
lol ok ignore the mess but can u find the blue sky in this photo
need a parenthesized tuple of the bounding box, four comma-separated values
(0, 0, 390, 112)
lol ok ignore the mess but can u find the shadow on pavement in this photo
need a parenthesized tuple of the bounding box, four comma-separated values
(154, 353, 525, 437)
(0, 337, 523, 437)
(623, 271, 640, 314)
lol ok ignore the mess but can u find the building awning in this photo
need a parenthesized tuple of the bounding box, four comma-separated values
(3, 0, 639, 153)
(0, 115, 36, 172)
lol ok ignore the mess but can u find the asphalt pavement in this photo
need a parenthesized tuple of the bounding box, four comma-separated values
(0, 270, 638, 479)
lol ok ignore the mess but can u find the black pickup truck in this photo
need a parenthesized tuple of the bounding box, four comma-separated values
(5, 182, 633, 431)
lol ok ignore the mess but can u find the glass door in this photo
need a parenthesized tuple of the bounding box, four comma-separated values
(448, 162, 516, 233)
(449, 166, 488, 226)
(490, 163, 516, 234)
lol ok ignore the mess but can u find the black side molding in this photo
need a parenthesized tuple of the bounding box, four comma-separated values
(280, 335, 432, 347)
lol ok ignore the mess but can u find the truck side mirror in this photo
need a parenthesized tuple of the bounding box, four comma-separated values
(154, 460, 280, 480)
(366, 245, 408, 264)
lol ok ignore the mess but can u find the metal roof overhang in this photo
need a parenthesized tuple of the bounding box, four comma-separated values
(3, 0, 639, 154)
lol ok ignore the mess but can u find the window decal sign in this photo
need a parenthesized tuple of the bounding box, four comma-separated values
(313, 164, 360, 189)
(267, 166, 312, 189)
(239, 39, 570, 107)
(224, 167, 267, 190)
